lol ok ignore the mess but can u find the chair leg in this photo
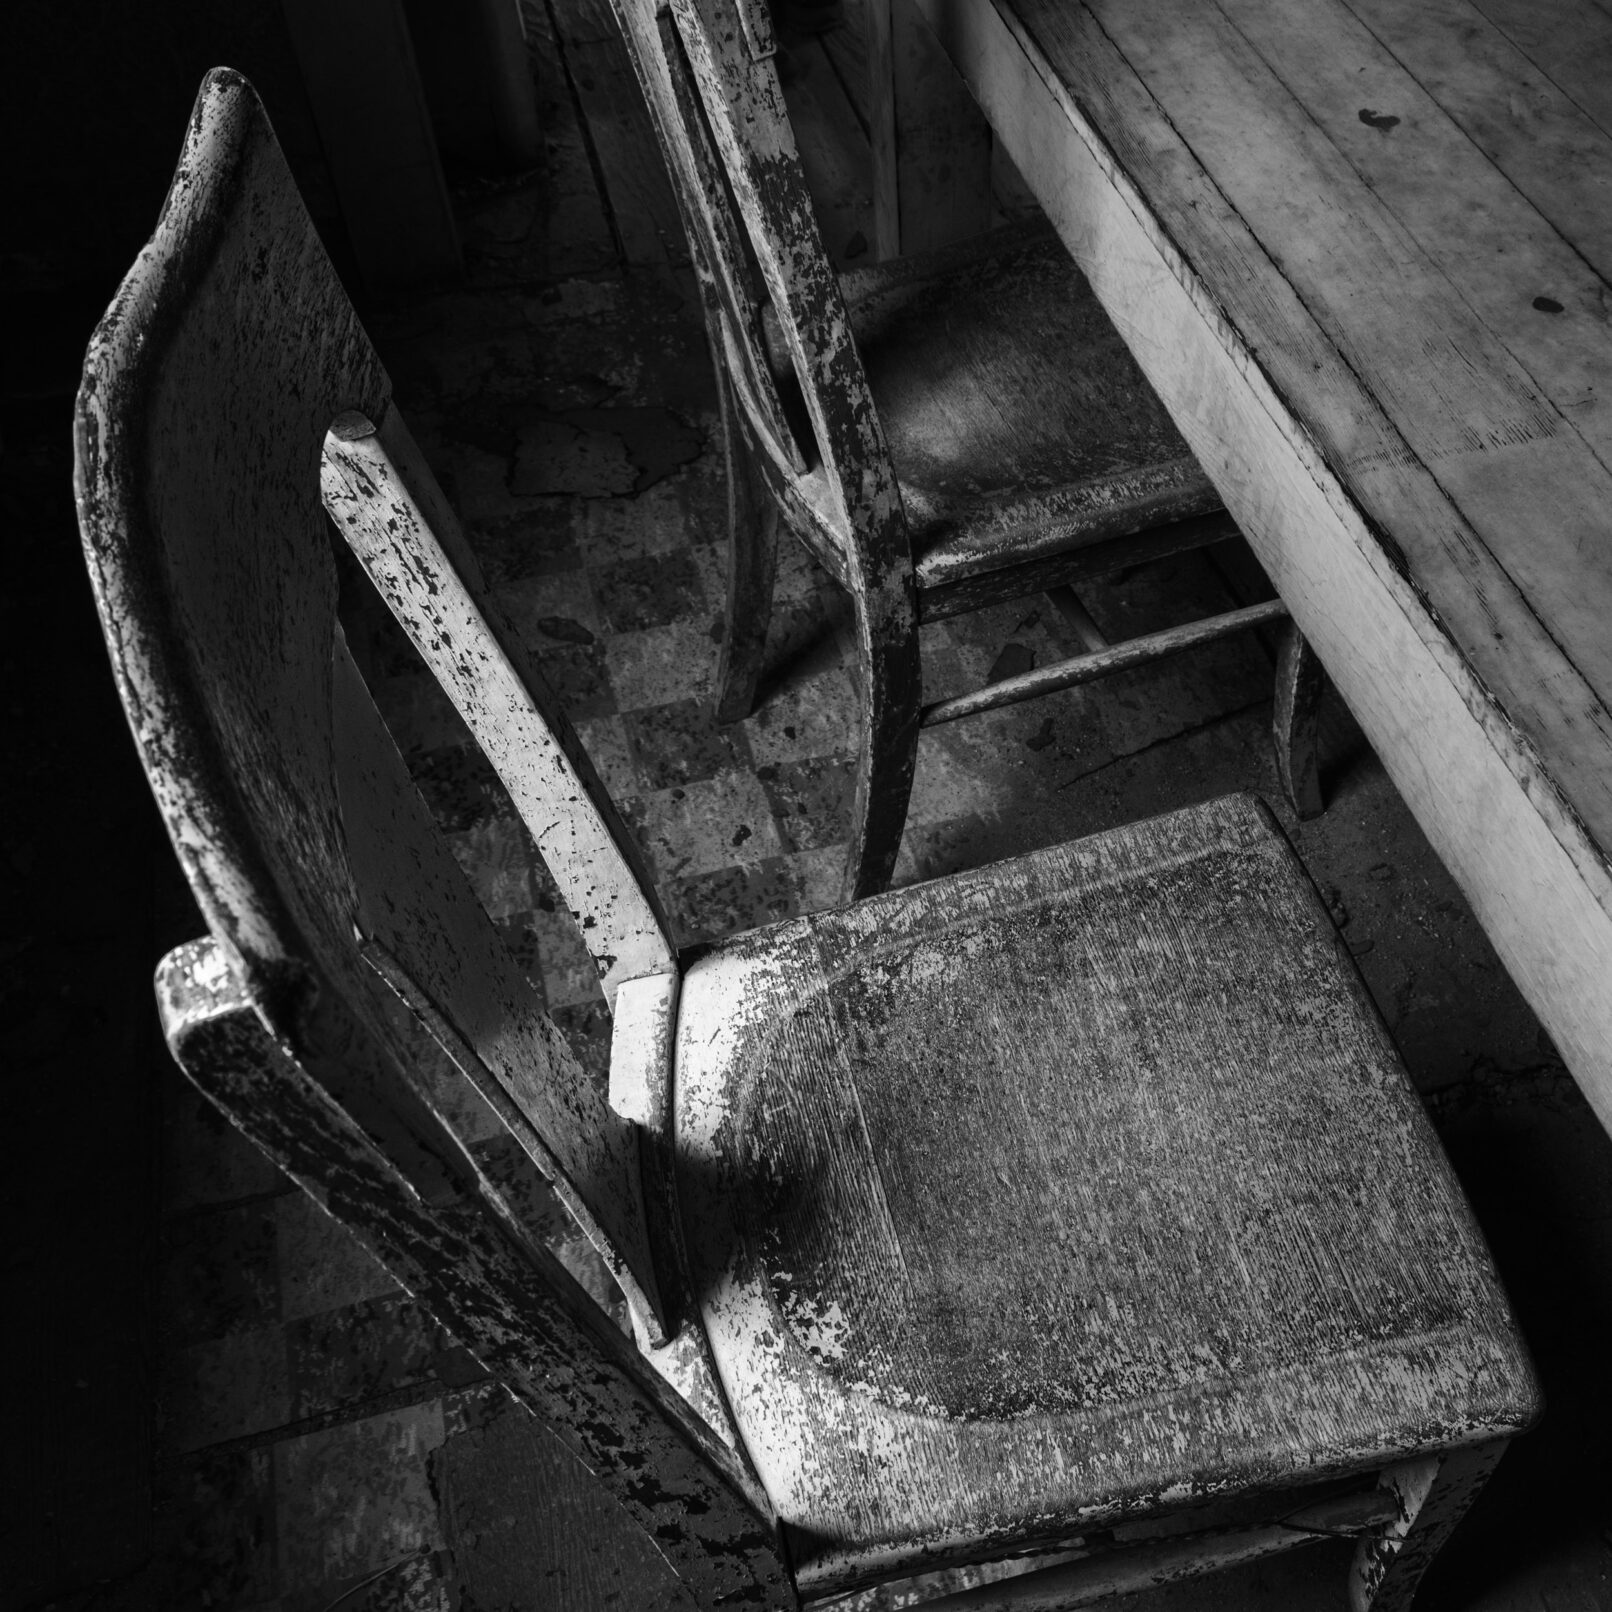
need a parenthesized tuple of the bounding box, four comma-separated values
(841, 594, 923, 902)
(1349, 1443, 1507, 1612)
(1273, 618, 1325, 820)
(713, 373, 779, 725)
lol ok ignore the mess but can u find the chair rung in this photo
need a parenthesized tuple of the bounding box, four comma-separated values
(903, 1488, 1400, 1612)
(920, 599, 1288, 727)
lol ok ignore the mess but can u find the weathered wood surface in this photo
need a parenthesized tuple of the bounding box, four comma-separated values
(836, 228, 1224, 584)
(915, 512, 1238, 623)
(774, 34, 878, 270)
(322, 413, 678, 1004)
(70, 71, 783, 1596)
(327, 628, 667, 1343)
(280, 0, 462, 288)
(675, 792, 1540, 1595)
(1346, 1447, 1506, 1612)
(912, 0, 1612, 1134)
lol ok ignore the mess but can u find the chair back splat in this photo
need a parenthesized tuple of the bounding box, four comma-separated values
(72, 69, 789, 1607)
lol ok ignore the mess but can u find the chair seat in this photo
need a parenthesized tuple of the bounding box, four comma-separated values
(673, 793, 1539, 1595)
(842, 228, 1226, 592)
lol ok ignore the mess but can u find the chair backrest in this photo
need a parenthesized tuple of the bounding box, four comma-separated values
(610, 0, 915, 621)
(73, 69, 788, 1602)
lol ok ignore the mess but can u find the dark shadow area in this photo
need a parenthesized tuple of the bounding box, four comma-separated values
(1, 397, 202, 1606)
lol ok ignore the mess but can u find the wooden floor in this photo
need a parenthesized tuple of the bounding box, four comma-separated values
(13, 6, 1611, 1610)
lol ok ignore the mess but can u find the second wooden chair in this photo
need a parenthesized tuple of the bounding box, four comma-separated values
(612, 0, 1326, 901)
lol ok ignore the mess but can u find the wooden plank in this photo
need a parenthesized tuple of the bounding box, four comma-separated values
(819, 0, 873, 125)
(550, 0, 688, 264)
(1338, 0, 1612, 283)
(865, 0, 903, 257)
(910, 0, 1612, 1132)
(1085, 0, 1612, 714)
(870, 0, 994, 256)
(1465, 0, 1612, 141)
(1208, 0, 1612, 470)
(280, 0, 462, 288)
(821, 7, 1038, 233)
(779, 38, 878, 264)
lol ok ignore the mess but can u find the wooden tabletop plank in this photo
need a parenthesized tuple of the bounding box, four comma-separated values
(1466, 0, 1612, 140)
(1010, 0, 1612, 859)
(1094, 0, 1612, 695)
(1340, 0, 1612, 282)
(1220, 0, 1612, 460)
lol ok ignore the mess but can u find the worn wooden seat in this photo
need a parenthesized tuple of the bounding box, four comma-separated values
(610, 0, 1326, 902)
(841, 226, 1218, 593)
(76, 69, 1539, 1612)
(676, 794, 1535, 1591)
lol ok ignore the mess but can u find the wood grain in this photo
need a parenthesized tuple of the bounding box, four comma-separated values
(876, 0, 994, 257)
(322, 418, 678, 1004)
(675, 793, 1539, 1595)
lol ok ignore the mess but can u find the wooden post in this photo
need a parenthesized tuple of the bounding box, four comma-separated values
(281, 0, 463, 290)
(867, 0, 993, 258)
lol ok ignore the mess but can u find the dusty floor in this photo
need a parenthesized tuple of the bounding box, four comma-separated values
(9, 16, 1612, 1612)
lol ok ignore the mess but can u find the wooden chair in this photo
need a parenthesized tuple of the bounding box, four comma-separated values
(609, 0, 1326, 902)
(76, 69, 1540, 1612)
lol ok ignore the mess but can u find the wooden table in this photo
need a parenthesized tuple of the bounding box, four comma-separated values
(905, 0, 1612, 1137)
